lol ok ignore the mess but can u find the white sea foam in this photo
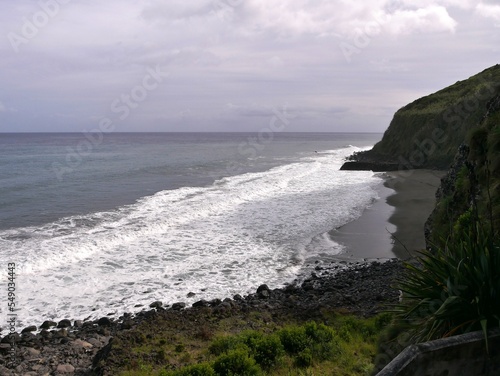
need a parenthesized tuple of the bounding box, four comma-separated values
(0, 146, 381, 328)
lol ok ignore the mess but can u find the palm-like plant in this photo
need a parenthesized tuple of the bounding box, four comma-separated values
(395, 225, 500, 349)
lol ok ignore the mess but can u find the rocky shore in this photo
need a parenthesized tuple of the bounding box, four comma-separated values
(339, 150, 400, 172)
(0, 259, 404, 375)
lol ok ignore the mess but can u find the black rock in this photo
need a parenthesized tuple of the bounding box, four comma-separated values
(60, 337, 72, 344)
(187, 292, 196, 298)
(302, 281, 315, 291)
(21, 325, 37, 333)
(233, 294, 244, 301)
(74, 320, 83, 328)
(214, 302, 232, 314)
(258, 289, 270, 299)
(192, 299, 209, 308)
(97, 317, 112, 327)
(171, 302, 186, 310)
(143, 310, 157, 319)
(2, 333, 20, 343)
(149, 301, 163, 309)
(53, 329, 68, 338)
(40, 320, 57, 330)
(208, 299, 222, 307)
(256, 284, 270, 294)
(40, 330, 51, 339)
(21, 332, 37, 343)
(57, 319, 72, 328)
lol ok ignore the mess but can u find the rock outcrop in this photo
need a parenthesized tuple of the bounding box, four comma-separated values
(341, 65, 500, 172)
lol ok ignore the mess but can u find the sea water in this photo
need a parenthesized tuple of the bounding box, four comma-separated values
(0, 132, 382, 328)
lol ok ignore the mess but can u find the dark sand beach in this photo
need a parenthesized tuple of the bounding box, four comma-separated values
(331, 170, 445, 260)
(385, 170, 446, 258)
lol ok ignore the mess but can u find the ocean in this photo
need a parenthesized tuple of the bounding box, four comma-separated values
(0, 132, 383, 329)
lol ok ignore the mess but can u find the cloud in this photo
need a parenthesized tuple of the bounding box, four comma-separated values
(234, 1, 459, 38)
(476, 3, 500, 21)
(395, 0, 475, 10)
(0, 1, 498, 133)
(383, 6, 458, 35)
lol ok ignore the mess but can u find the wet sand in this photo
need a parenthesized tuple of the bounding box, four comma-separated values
(330, 170, 445, 260)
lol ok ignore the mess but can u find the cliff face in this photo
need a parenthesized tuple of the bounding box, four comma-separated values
(341, 65, 500, 171)
(425, 91, 500, 248)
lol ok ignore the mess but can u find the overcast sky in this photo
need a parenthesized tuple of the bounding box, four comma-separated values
(0, 1, 498, 133)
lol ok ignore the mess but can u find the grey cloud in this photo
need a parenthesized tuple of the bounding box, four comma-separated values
(0, 1, 499, 133)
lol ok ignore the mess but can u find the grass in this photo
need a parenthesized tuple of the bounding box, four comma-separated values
(111, 310, 393, 376)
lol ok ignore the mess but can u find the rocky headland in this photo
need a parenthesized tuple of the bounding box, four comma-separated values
(341, 65, 500, 172)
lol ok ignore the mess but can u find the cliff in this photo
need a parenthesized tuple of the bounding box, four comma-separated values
(341, 65, 500, 171)
(425, 90, 500, 247)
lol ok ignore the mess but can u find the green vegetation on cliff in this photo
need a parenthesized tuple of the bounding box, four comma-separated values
(427, 89, 500, 246)
(346, 64, 500, 170)
(109, 311, 392, 376)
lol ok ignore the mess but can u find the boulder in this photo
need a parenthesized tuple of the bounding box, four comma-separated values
(149, 301, 163, 309)
(57, 319, 72, 329)
(97, 317, 112, 327)
(171, 302, 186, 311)
(21, 325, 37, 333)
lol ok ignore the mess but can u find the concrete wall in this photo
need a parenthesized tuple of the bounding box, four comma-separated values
(376, 329, 500, 376)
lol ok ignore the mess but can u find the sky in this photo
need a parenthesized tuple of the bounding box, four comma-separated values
(0, 0, 499, 133)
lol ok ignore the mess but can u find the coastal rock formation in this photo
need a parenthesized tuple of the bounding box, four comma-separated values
(341, 64, 500, 172)
(424, 144, 470, 248)
(425, 91, 500, 247)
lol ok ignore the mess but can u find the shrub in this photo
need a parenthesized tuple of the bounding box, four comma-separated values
(278, 326, 310, 354)
(251, 334, 284, 369)
(164, 363, 216, 376)
(304, 322, 341, 360)
(395, 225, 500, 348)
(304, 322, 333, 343)
(239, 330, 264, 350)
(212, 349, 261, 376)
(208, 336, 241, 356)
(338, 325, 352, 342)
(295, 348, 313, 368)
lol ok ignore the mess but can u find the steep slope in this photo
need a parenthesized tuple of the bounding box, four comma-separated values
(426, 91, 500, 247)
(341, 65, 500, 171)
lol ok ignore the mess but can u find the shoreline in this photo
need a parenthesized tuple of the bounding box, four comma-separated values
(0, 258, 404, 375)
(384, 169, 445, 258)
(0, 170, 443, 375)
(330, 169, 444, 260)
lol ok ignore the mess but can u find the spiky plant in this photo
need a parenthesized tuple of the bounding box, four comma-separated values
(394, 224, 500, 349)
